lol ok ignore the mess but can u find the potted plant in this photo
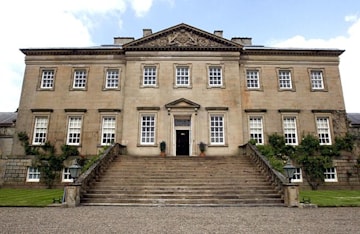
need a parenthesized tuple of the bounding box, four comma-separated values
(160, 141, 166, 157)
(199, 142, 206, 157)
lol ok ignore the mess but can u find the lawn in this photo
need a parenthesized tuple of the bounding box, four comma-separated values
(300, 190, 360, 207)
(0, 188, 64, 207)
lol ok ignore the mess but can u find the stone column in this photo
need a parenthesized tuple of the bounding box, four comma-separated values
(63, 185, 81, 207)
(283, 183, 299, 207)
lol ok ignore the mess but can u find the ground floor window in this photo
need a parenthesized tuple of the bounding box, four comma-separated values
(210, 114, 225, 145)
(140, 114, 156, 145)
(62, 168, 73, 182)
(292, 168, 303, 182)
(101, 116, 116, 145)
(27, 167, 40, 182)
(249, 117, 264, 145)
(324, 167, 337, 182)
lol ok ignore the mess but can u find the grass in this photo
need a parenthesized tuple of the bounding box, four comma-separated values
(0, 188, 64, 207)
(300, 190, 360, 207)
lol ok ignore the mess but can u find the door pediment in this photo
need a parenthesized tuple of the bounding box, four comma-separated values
(123, 23, 241, 51)
(165, 98, 200, 109)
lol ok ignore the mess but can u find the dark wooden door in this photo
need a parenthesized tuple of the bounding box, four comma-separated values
(176, 130, 189, 156)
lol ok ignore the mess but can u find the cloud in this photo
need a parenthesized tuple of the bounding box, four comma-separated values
(0, 0, 154, 112)
(270, 16, 360, 113)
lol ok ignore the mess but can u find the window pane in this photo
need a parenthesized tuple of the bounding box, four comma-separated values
(316, 117, 331, 145)
(67, 117, 82, 145)
(33, 117, 48, 145)
(101, 117, 116, 145)
(283, 117, 297, 145)
(246, 70, 259, 88)
(176, 67, 189, 86)
(143, 66, 157, 86)
(41, 70, 54, 88)
(73, 70, 87, 88)
(210, 115, 224, 144)
(311, 71, 324, 89)
(249, 117, 263, 144)
(209, 67, 222, 86)
(141, 115, 155, 144)
(278, 70, 292, 89)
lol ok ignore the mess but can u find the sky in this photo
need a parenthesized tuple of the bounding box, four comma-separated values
(0, 0, 359, 113)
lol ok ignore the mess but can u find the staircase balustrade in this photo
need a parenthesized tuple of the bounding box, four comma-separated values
(240, 143, 287, 198)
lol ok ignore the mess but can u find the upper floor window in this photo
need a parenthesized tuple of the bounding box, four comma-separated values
(210, 114, 225, 145)
(32, 116, 48, 145)
(105, 69, 119, 89)
(140, 114, 156, 145)
(40, 70, 55, 89)
(73, 69, 87, 89)
(175, 66, 190, 87)
(316, 117, 331, 145)
(143, 66, 157, 86)
(283, 117, 298, 145)
(101, 117, 116, 145)
(278, 70, 292, 89)
(249, 117, 264, 145)
(310, 70, 324, 90)
(246, 70, 260, 89)
(208, 66, 222, 87)
(27, 167, 40, 182)
(67, 116, 82, 145)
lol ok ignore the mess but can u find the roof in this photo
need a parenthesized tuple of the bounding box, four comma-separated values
(0, 112, 17, 127)
(347, 113, 360, 127)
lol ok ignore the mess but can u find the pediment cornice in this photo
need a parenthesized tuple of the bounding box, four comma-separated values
(165, 98, 200, 109)
(123, 23, 242, 51)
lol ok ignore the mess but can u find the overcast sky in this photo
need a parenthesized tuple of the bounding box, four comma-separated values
(0, 0, 359, 112)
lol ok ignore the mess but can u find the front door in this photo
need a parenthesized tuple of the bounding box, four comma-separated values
(176, 130, 189, 156)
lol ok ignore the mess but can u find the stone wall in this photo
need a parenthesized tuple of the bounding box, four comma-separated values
(3, 159, 32, 187)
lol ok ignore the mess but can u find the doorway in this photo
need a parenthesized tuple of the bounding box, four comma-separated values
(176, 130, 189, 156)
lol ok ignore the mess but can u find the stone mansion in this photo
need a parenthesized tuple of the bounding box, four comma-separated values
(11, 23, 347, 159)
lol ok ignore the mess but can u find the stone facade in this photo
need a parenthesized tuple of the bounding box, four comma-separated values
(5, 23, 355, 188)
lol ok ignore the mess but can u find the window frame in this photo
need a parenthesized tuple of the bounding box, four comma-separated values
(139, 113, 157, 146)
(104, 68, 120, 90)
(71, 68, 89, 90)
(66, 116, 83, 146)
(248, 116, 264, 145)
(282, 116, 298, 146)
(27, 167, 40, 182)
(276, 68, 295, 91)
(316, 116, 332, 145)
(100, 116, 116, 146)
(246, 69, 261, 90)
(324, 167, 338, 182)
(141, 64, 159, 88)
(309, 69, 327, 91)
(38, 68, 56, 90)
(207, 64, 225, 88)
(174, 64, 192, 88)
(209, 113, 226, 146)
(292, 168, 303, 183)
(32, 116, 49, 145)
(62, 167, 74, 183)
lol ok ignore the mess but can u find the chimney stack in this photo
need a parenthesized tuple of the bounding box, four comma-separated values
(143, 29, 152, 37)
(214, 30, 223, 37)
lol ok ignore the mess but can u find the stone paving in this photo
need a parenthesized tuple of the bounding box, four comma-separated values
(0, 206, 359, 234)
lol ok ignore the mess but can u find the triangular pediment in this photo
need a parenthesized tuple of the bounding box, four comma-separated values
(165, 98, 200, 109)
(123, 23, 241, 51)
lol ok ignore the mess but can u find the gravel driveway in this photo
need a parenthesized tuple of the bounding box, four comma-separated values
(0, 206, 359, 234)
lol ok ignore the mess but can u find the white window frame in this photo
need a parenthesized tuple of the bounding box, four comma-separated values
(324, 167, 338, 182)
(246, 70, 260, 89)
(209, 114, 225, 145)
(27, 167, 40, 182)
(283, 117, 298, 145)
(292, 168, 303, 182)
(105, 69, 119, 89)
(101, 116, 116, 145)
(62, 168, 74, 182)
(208, 66, 223, 87)
(72, 69, 87, 89)
(66, 116, 82, 146)
(140, 114, 156, 145)
(316, 117, 332, 145)
(32, 116, 49, 145)
(143, 66, 157, 87)
(310, 70, 324, 90)
(40, 69, 55, 89)
(175, 65, 191, 87)
(249, 116, 264, 145)
(278, 70, 292, 89)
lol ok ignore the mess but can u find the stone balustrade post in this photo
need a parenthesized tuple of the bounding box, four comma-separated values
(63, 184, 81, 207)
(283, 183, 299, 207)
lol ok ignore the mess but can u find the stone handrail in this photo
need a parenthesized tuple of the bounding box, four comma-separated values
(75, 143, 125, 198)
(240, 143, 288, 197)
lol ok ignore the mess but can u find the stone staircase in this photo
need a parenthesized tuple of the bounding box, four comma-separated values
(81, 155, 284, 206)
